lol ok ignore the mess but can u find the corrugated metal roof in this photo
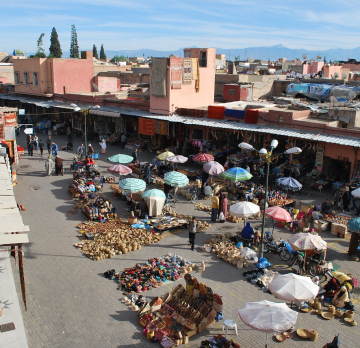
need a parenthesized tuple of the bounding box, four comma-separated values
(2, 93, 360, 147)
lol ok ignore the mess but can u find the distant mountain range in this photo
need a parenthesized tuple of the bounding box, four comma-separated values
(28, 45, 360, 61)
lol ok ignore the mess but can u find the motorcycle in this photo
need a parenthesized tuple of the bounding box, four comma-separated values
(290, 251, 322, 276)
(263, 232, 291, 261)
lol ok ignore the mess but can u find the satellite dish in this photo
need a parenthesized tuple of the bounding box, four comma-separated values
(92, 83, 99, 92)
(302, 54, 307, 60)
(310, 58, 315, 62)
(317, 55, 322, 60)
(334, 72, 339, 79)
(342, 73, 348, 79)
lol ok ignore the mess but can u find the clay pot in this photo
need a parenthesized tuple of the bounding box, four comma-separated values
(346, 310, 354, 319)
(313, 302, 321, 310)
(309, 330, 318, 341)
(335, 309, 343, 318)
(327, 305, 335, 314)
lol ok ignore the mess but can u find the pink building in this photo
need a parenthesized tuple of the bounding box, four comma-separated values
(323, 65, 343, 78)
(13, 51, 94, 95)
(149, 48, 216, 115)
(302, 61, 324, 75)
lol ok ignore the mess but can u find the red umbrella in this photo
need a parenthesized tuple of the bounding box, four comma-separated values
(265, 206, 292, 222)
(108, 164, 132, 175)
(193, 153, 214, 163)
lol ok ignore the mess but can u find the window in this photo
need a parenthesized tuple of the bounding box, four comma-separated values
(279, 116, 283, 123)
(14, 72, 19, 85)
(184, 50, 190, 58)
(228, 89, 236, 95)
(33, 72, 39, 86)
(23, 72, 29, 85)
(199, 51, 207, 67)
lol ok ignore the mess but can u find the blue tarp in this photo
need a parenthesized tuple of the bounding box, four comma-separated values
(224, 109, 246, 119)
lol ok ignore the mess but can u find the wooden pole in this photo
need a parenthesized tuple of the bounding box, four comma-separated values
(18, 244, 27, 310)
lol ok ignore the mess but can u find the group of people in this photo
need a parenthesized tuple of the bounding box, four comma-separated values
(26, 134, 59, 157)
(210, 191, 229, 223)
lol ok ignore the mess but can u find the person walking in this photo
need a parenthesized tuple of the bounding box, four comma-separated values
(121, 133, 127, 149)
(28, 139, 34, 156)
(54, 155, 64, 175)
(39, 139, 44, 157)
(99, 139, 107, 155)
(211, 192, 220, 222)
(342, 187, 351, 213)
(188, 216, 197, 251)
(51, 142, 58, 156)
(77, 144, 85, 160)
(46, 136, 52, 155)
(219, 192, 228, 222)
(145, 163, 152, 185)
(33, 134, 39, 151)
(132, 148, 138, 163)
(88, 144, 94, 156)
(45, 155, 54, 176)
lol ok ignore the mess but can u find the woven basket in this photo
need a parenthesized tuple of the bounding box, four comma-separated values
(345, 310, 354, 319)
(297, 329, 310, 339)
(335, 309, 344, 318)
(309, 330, 318, 341)
(186, 193, 192, 200)
(327, 305, 335, 314)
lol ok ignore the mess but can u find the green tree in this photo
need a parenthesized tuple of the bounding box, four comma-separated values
(15, 49, 24, 56)
(31, 33, 47, 58)
(49, 27, 62, 58)
(70, 24, 79, 58)
(99, 44, 106, 60)
(92, 44, 99, 59)
(111, 55, 127, 62)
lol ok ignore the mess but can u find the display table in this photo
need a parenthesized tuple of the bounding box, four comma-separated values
(150, 216, 188, 233)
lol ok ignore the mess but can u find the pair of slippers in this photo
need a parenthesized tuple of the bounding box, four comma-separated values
(17, 204, 26, 211)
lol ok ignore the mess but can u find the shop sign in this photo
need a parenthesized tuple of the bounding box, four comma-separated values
(316, 147, 324, 167)
(19, 109, 25, 115)
(24, 128, 33, 135)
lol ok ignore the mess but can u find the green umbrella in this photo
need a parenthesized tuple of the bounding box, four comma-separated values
(164, 171, 189, 187)
(119, 178, 146, 192)
(141, 189, 166, 199)
(222, 167, 252, 181)
(108, 154, 133, 163)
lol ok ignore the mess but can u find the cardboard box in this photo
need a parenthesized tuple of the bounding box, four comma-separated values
(314, 220, 329, 232)
(337, 231, 348, 238)
(331, 223, 340, 235)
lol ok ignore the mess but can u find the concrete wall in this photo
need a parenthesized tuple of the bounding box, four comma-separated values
(223, 84, 251, 101)
(93, 76, 120, 92)
(93, 65, 127, 76)
(52, 57, 93, 94)
(0, 66, 14, 84)
(150, 48, 216, 115)
(328, 108, 360, 129)
(303, 62, 324, 74)
(323, 65, 343, 79)
(97, 71, 150, 85)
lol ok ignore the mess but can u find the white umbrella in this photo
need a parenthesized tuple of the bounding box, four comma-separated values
(230, 202, 260, 218)
(288, 233, 327, 251)
(238, 300, 298, 347)
(269, 273, 319, 303)
(166, 155, 188, 163)
(203, 161, 225, 175)
(351, 187, 360, 198)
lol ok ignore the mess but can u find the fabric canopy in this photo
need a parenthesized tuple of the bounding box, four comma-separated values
(351, 188, 360, 198)
(146, 196, 165, 217)
(288, 233, 327, 251)
(222, 167, 252, 181)
(229, 202, 260, 218)
(265, 206, 292, 222)
(107, 164, 132, 175)
(166, 155, 188, 163)
(276, 177, 303, 191)
(238, 300, 298, 334)
(157, 151, 174, 161)
(119, 178, 146, 192)
(348, 217, 360, 233)
(203, 161, 225, 175)
(192, 153, 214, 162)
(141, 189, 166, 199)
(269, 273, 319, 302)
(108, 154, 133, 163)
(164, 171, 189, 187)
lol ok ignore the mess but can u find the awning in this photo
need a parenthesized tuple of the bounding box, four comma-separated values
(339, 116, 350, 123)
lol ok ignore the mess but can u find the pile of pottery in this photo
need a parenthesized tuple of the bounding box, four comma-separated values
(74, 219, 163, 260)
(116, 254, 194, 294)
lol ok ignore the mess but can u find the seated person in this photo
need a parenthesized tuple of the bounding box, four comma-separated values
(332, 286, 350, 308)
(241, 222, 255, 240)
(245, 191, 253, 202)
(204, 183, 213, 197)
(321, 198, 332, 214)
(324, 278, 340, 298)
(66, 140, 73, 151)
(71, 156, 79, 171)
(136, 199, 148, 217)
(312, 207, 323, 220)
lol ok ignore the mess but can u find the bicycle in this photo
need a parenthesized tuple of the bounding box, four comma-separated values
(191, 186, 199, 204)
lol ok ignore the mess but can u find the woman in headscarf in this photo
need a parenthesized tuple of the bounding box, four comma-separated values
(45, 155, 54, 176)
(241, 222, 255, 240)
(99, 139, 107, 155)
(332, 286, 350, 308)
(219, 192, 228, 222)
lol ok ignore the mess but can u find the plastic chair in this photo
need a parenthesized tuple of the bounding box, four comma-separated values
(222, 310, 238, 337)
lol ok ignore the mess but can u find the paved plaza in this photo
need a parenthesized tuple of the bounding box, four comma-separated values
(10, 134, 360, 348)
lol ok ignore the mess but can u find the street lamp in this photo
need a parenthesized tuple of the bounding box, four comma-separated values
(72, 104, 100, 156)
(239, 139, 302, 258)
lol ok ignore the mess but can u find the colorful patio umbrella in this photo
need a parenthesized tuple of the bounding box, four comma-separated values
(192, 153, 214, 162)
(157, 151, 174, 161)
(276, 177, 303, 191)
(164, 171, 189, 187)
(166, 155, 188, 163)
(265, 206, 292, 222)
(269, 273, 320, 302)
(108, 154, 133, 163)
(141, 189, 166, 199)
(119, 178, 146, 193)
(348, 217, 360, 233)
(222, 167, 252, 181)
(107, 164, 132, 175)
(203, 161, 225, 175)
(288, 233, 327, 251)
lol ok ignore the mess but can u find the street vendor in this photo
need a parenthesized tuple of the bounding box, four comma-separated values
(85, 155, 94, 172)
(321, 198, 332, 214)
(88, 144, 94, 156)
(241, 222, 255, 240)
(136, 198, 148, 217)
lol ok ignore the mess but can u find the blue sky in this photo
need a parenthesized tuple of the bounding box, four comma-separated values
(1, 0, 359, 55)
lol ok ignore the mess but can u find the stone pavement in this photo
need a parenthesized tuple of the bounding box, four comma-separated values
(10, 134, 360, 348)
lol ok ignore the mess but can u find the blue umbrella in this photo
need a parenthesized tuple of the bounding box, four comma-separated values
(276, 177, 303, 191)
(108, 154, 133, 163)
(222, 167, 252, 181)
(141, 189, 166, 199)
(119, 178, 146, 192)
(348, 217, 360, 233)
